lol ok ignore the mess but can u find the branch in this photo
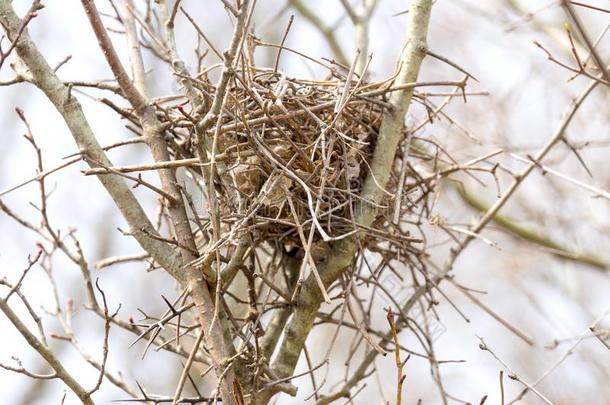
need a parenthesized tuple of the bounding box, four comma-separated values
(80, 0, 147, 113)
(78, 1, 240, 402)
(456, 183, 608, 271)
(196, 0, 251, 134)
(288, 0, 349, 66)
(460, 79, 600, 250)
(0, 297, 94, 405)
(339, 0, 378, 74)
(404, 75, 604, 338)
(561, 0, 610, 85)
(0, 0, 183, 282)
(0, 0, 41, 69)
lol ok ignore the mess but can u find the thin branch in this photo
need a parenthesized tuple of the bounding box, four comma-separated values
(0, 0, 41, 69)
(0, 297, 94, 405)
(561, 0, 610, 84)
(171, 329, 204, 405)
(288, 0, 349, 65)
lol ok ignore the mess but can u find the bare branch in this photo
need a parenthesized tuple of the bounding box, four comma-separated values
(0, 0, 184, 282)
(0, 296, 93, 404)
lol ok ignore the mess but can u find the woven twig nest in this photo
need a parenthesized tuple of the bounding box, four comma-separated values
(161, 68, 403, 256)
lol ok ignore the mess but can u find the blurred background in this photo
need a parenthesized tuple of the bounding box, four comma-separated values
(1, 0, 609, 404)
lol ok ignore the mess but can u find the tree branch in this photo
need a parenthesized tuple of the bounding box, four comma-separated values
(0, 296, 94, 405)
(78, 1, 240, 402)
(0, 0, 183, 282)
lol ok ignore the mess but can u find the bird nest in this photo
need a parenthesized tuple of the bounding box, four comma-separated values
(161, 68, 411, 257)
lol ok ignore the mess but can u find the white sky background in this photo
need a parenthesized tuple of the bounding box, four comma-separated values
(1, 0, 609, 404)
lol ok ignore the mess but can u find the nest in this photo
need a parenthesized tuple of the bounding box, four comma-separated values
(160, 67, 408, 257)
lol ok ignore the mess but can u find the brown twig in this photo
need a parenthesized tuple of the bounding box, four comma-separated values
(387, 309, 409, 405)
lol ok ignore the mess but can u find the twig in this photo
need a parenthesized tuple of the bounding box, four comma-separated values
(456, 183, 608, 270)
(288, 0, 349, 65)
(507, 310, 609, 404)
(171, 330, 204, 405)
(478, 337, 554, 405)
(387, 309, 409, 405)
(450, 280, 534, 346)
(0, 296, 94, 404)
(0, 0, 41, 69)
(561, 1, 610, 84)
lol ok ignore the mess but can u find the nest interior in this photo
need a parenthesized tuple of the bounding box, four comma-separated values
(161, 67, 411, 257)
